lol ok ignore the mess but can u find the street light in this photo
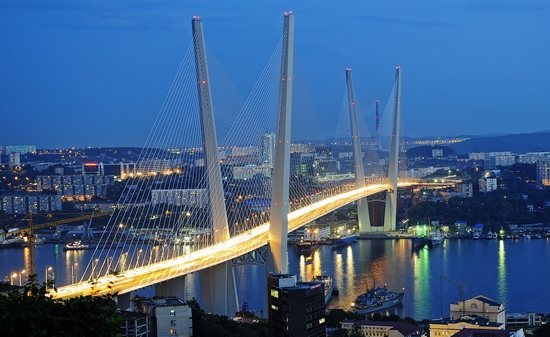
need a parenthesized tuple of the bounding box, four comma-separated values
(19, 269, 25, 286)
(11, 272, 17, 286)
(71, 263, 78, 284)
(45, 266, 53, 289)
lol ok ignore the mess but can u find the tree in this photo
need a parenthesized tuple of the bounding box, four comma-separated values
(0, 274, 121, 337)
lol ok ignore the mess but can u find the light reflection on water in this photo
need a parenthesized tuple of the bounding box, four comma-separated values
(2, 238, 550, 319)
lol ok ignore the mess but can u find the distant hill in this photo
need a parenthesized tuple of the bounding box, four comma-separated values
(448, 132, 550, 154)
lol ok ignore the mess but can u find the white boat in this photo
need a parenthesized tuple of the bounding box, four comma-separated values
(313, 275, 334, 306)
(472, 232, 480, 240)
(63, 240, 96, 251)
(428, 230, 445, 246)
(486, 230, 493, 239)
(21, 235, 46, 247)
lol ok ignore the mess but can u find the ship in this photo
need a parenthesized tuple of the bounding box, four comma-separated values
(296, 240, 319, 255)
(63, 240, 97, 251)
(428, 230, 445, 246)
(332, 233, 357, 248)
(20, 235, 46, 247)
(313, 275, 334, 306)
(350, 284, 404, 314)
(412, 235, 428, 249)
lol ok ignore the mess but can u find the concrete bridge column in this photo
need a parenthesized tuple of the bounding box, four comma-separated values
(155, 275, 187, 299)
(115, 292, 132, 311)
(199, 261, 238, 316)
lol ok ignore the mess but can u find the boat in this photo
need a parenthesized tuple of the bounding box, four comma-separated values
(412, 235, 428, 249)
(428, 230, 445, 246)
(332, 233, 357, 248)
(63, 240, 97, 251)
(350, 283, 404, 314)
(313, 275, 334, 306)
(472, 232, 480, 240)
(21, 235, 46, 247)
(296, 240, 319, 255)
(486, 230, 494, 239)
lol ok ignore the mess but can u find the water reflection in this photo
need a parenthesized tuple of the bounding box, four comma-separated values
(498, 240, 507, 303)
(412, 246, 430, 319)
(3, 238, 550, 319)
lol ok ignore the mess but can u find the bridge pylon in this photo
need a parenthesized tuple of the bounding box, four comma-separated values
(345, 68, 372, 234)
(268, 11, 295, 275)
(192, 16, 237, 316)
(384, 66, 402, 232)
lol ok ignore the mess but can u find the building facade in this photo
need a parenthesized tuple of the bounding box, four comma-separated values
(449, 295, 506, 327)
(536, 158, 550, 186)
(140, 297, 192, 337)
(151, 189, 208, 208)
(0, 194, 62, 214)
(341, 320, 425, 337)
(479, 177, 498, 193)
(268, 273, 326, 337)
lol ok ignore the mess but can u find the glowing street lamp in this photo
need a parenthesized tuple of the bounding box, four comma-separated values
(71, 263, 78, 284)
(45, 266, 53, 289)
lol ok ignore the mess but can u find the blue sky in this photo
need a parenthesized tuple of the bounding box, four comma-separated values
(1, 1, 549, 149)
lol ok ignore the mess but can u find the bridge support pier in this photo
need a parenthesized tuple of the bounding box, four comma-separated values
(199, 261, 238, 316)
(155, 275, 187, 300)
(115, 292, 132, 311)
(357, 198, 372, 233)
(384, 66, 402, 233)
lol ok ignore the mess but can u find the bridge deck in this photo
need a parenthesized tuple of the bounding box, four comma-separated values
(53, 184, 401, 299)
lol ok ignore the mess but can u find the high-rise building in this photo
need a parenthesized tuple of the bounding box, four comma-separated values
(5, 145, 36, 155)
(536, 157, 550, 186)
(9, 153, 20, 168)
(259, 132, 276, 167)
(268, 273, 326, 337)
(479, 177, 498, 193)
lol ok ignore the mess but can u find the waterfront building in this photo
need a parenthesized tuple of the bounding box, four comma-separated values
(429, 317, 502, 337)
(140, 297, 193, 337)
(450, 295, 506, 327)
(506, 312, 542, 329)
(341, 320, 425, 337)
(451, 328, 525, 337)
(267, 273, 326, 337)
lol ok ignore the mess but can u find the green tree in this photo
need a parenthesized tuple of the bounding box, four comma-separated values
(0, 274, 121, 337)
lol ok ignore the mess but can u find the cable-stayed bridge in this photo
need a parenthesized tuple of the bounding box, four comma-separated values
(52, 12, 412, 316)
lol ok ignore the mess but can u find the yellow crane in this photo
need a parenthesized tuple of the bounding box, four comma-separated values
(7, 211, 111, 276)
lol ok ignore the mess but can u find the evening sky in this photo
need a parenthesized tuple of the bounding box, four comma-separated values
(1, 1, 549, 149)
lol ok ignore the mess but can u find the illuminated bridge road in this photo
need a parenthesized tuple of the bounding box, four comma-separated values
(53, 183, 412, 299)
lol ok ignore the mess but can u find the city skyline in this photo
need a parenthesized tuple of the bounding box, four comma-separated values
(1, 1, 549, 149)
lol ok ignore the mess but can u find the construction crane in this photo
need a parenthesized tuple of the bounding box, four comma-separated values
(441, 276, 471, 317)
(7, 211, 111, 276)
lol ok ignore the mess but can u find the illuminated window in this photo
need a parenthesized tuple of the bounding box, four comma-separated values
(170, 329, 177, 335)
(170, 310, 176, 316)
(319, 317, 325, 324)
(270, 289, 279, 298)
(271, 305, 278, 311)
